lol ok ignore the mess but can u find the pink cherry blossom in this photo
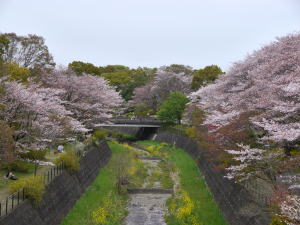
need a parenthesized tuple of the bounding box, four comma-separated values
(190, 32, 300, 143)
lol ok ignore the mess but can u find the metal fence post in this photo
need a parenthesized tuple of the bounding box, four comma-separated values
(17, 190, 20, 205)
(5, 198, 8, 215)
(11, 195, 14, 210)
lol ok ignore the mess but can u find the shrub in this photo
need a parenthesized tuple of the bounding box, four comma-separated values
(5, 160, 31, 172)
(20, 150, 47, 161)
(109, 151, 132, 193)
(145, 142, 170, 157)
(117, 133, 136, 142)
(55, 152, 80, 172)
(185, 127, 197, 138)
(9, 176, 45, 206)
(94, 130, 107, 140)
(9, 179, 27, 193)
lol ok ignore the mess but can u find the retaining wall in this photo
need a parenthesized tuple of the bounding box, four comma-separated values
(0, 141, 111, 225)
(109, 126, 270, 225)
(154, 129, 270, 225)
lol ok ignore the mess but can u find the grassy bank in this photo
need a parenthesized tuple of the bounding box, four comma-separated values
(60, 141, 128, 225)
(137, 140, 227, 225)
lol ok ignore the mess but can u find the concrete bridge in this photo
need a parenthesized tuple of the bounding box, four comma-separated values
(95, 117, 164, 128)
(95, 117, 162, 139)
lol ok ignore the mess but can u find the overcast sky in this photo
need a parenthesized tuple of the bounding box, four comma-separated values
(0, 0, 299, 71)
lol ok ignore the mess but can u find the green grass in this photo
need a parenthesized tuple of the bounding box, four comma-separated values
(0, 143, 74, 201)
(136, 140, 161, 147)
(137, 140, 227, 225)
(60, 141, 128, 225)
(0, 163, 52, 201)
(166, 146, 227, 225)
(146, 161, 174, 189)
(128, 159, 148, 188)
(158, 161, 174, 189)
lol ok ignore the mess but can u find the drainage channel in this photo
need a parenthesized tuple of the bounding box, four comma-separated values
(124, 146, 174, 225)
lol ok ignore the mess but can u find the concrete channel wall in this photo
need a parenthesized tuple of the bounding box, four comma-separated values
(0, 141, 111, 225)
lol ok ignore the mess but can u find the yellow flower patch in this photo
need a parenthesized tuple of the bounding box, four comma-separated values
(167, 190, 203, 225)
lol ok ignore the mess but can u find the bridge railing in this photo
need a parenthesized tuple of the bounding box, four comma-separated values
(110, 116, 163, 125)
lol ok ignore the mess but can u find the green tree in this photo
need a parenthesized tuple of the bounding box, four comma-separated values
(68, 62, 130, 75)
(191, 65, 224, 90)
(68, 61, 156, 101)
(6, 62, 30, 83)
(100, 65, 129, 73)
(0, 36, 9, 61)
(164, 64, 193, 75)
(157, 92, 189, 124)
(68, 61, 101, 75)
(1, 33, 55, 70)
(121, 67, 156, 100)
(0, 35, 9, 76)
(101, 71, 133, 90)
(134, 102, 153, 117)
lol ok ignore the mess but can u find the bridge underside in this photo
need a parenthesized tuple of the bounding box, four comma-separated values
(96, 124, 158, 140)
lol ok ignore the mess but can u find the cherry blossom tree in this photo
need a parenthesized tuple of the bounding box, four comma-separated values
(41, 69, 123, 126)
(224, 144, 285, 185)
(189, 32, 300, 224)
(0, 78, 87, 149)
(131, 67, 192, 110)
(190, 33, 300, 144)
(279, 195, 300, 225)
(130, 83, 157, 110)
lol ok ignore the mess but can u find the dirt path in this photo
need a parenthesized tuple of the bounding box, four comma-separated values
(124, 146, 173, 225)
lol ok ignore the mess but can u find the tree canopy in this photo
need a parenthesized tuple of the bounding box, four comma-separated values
(68, 61, 155, 100)
(131, 67, 192, 111)
(191, 65, 224, 90)
(157, 92, 189, 124)
(1, 33, 55, 70)
(190, 33, 300, 145)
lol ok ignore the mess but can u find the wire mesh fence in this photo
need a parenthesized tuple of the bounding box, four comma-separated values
(0, 141, 95, 217)
(0, 161, 67, 217)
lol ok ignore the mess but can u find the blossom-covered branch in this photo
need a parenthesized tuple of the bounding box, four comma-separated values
(190, 33, 300, 143)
